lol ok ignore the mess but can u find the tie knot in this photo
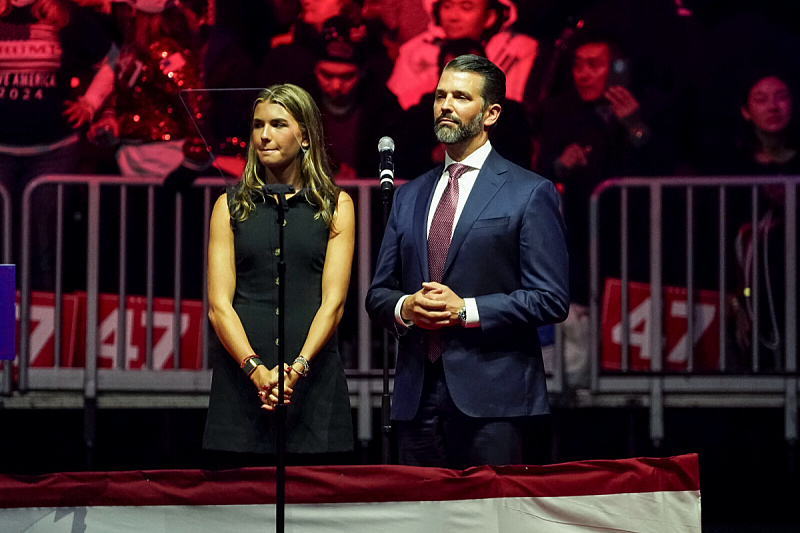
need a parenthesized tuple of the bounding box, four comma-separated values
(447, 163, 470, 181)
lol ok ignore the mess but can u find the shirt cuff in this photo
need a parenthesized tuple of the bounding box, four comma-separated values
(463, 298, 480, 328)
(395, 295, 413, 327)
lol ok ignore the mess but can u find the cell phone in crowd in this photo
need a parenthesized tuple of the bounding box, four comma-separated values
(606, 57, 631, 89)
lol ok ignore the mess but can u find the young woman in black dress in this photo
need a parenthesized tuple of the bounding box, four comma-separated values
(204, 84, 355, 464)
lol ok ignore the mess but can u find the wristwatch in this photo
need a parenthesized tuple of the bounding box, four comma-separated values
(458, 306, 467, 327)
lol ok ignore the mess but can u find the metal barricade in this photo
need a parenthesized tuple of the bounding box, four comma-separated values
(590, 176, 798, 446)
(18, 175, 216, 395)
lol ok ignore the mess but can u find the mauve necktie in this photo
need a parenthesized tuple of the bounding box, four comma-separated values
(426, 162, 470, 362)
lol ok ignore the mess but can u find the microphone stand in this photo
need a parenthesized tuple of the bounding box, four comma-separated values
(265, 183, 294, 533)
(380, 183, 393, 464)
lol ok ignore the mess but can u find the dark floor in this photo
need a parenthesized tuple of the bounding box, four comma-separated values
(0, 405, 798, 530)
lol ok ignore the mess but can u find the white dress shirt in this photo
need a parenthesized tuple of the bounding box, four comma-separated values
(394, 140, 494, 328)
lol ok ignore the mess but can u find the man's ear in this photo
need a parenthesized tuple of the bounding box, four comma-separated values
(741, 106, 752, 122)
(482, 103, 502, 128)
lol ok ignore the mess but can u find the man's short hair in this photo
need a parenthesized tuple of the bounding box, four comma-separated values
(443, 54, 506, 108)
(571, 29, 625, 67)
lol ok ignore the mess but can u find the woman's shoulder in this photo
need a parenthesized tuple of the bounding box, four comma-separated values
(336, 189, 354, 205)
(211, 188, 233, 214)
(213, 187, 240, 221)
(333, 190, 355, 222)
(212, 190, 230, 208)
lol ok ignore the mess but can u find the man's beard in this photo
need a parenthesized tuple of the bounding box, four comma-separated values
(434, 110, 484, 144)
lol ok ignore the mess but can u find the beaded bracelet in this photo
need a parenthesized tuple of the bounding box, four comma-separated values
(292, 356, 310, 377)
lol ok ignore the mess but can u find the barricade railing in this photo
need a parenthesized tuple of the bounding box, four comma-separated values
(12, 174, 565, 449)
(18, 175, 212, 395)
(590, 176, 798, 446)
(1, 182, 11, 396)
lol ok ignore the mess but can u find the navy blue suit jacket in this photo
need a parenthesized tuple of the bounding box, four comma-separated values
(366, 149, 569, 421)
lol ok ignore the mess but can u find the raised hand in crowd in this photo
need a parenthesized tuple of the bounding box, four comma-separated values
(605, 85, 640, 120)
(555, 143, 591, 176)
(63, 98, 96, 128)
(606, 85, 650, 146)
(86, 115, 120, 146)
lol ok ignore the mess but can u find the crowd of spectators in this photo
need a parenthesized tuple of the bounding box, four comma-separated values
(2, 0, 799, 365)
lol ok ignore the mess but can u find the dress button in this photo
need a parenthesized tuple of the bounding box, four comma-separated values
(275, 338, 280, 346)
(275, 277, 279, 286)
(274, 248, 280, 256)
(275, 308, 279, 315)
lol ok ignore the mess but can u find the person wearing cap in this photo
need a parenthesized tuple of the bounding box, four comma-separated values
(312, 15, 403, 179)
(257, 1, 392, 99)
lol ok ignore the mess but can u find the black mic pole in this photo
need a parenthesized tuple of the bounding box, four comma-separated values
(265, 183, 294, 533)
(380, 221, 391, 464)
(377, 137, 394, 464)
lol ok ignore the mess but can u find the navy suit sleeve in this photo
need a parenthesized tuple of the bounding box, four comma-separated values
(365, 185, 410, 335)
(475, 178, 570, 335)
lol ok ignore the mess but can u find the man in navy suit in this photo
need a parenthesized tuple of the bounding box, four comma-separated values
(366, 55, 570, 469)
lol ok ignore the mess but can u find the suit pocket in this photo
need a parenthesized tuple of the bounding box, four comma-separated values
(472, 216, 509, 229)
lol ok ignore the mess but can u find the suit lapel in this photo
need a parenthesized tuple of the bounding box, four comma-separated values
(443, 150, 507, 279)
(414, 166, 444, 281)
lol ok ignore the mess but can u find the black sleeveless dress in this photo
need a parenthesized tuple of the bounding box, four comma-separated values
(203, 189, 353, 454)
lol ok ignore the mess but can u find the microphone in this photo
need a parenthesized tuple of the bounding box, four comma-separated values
(378, 136, 395, 198)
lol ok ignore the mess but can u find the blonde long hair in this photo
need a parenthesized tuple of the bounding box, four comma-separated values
(230, 84, 339, 229)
